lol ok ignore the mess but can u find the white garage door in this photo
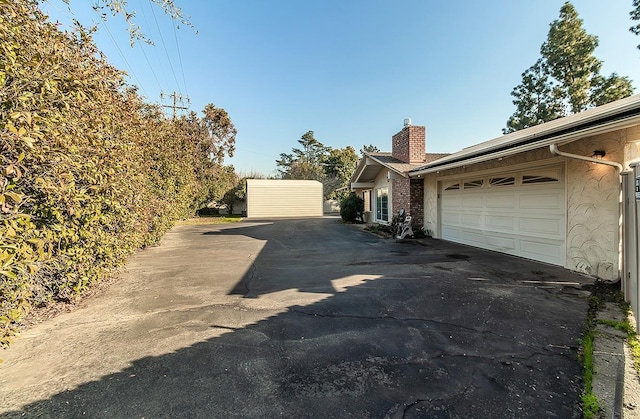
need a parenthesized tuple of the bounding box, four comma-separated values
(246, 179, 323, 218)
(441, 166, 566, 266)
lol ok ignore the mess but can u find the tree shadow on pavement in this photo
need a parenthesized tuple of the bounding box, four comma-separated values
(1, 219, 590, 418)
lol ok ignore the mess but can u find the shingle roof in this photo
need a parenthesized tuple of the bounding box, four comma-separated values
(410, 94, 640, 175)
(367, 152, 451, 175)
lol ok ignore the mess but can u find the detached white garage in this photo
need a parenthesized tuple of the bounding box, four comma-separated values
(440, 165, 566, 266)
(246, 179, 323, 218)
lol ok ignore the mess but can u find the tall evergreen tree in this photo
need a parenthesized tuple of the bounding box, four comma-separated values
(503, 59, 565, 134)
(540, 2, 601, 114)
(505, 2, 634, 133)
(590, 73, 635, 106)
(631, 0, 640, 49)
(276, 130, 329, 181)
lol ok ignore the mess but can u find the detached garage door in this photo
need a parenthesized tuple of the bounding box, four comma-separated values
(441, 166, 566, 266)
(246, 179, 323, 218)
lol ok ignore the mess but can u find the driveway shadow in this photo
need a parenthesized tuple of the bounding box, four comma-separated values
(1, 218, 590, 418)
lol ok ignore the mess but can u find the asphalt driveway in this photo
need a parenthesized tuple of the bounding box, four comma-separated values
(0, 217, 592, 418)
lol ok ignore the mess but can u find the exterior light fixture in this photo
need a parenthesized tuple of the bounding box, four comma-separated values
(592, 150, 606, 159)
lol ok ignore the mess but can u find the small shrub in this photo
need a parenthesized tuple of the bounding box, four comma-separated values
(196, 207, 220, 216)
(340, 193, 364, 223)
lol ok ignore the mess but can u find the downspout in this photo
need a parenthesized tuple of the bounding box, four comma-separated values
(549, 143, 623, 172)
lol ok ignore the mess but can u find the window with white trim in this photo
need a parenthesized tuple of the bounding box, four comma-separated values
(375, 188, 389, 222)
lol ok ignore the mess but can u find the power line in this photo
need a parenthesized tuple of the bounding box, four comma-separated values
(172, 16, 189, 97)
(89, 2, 149, 98)
(148, 0, 181, 95)
(138, 0, 170, 90)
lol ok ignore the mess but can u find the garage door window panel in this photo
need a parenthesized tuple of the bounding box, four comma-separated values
(463, 179, 483, 189)
(489, 177, 515, 187)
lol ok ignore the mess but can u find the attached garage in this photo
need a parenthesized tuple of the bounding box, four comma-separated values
(246, 179, 323, 218)
(440, 165, 566, 266)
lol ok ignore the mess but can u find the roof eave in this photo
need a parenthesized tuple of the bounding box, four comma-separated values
(410, 98, 640, 177)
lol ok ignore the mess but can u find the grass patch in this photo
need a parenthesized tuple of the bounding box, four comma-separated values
(581, 392, 599, 419)
(595, 300, 640, 379)
(581, 281, 640, 418)
(580, 295, 600, 419)
(631, 333, 640, 374)
(176, 215, 243, 226)
(597, 318, 635, 335)
(580, 329, 598, 419)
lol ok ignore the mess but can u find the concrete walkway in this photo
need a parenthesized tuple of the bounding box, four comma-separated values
(0, 217, 595, 418)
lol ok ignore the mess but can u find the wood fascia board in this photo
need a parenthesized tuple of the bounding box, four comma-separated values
(351, 182, 375, 189)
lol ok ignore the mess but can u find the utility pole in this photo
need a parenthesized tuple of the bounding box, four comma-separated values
(160, 91, 190, 120)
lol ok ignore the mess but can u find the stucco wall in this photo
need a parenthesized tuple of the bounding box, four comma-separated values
(423, 173, 438, 237)
(561, 133, 625, 279)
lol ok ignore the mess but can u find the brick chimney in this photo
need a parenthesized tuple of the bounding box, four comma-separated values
(392, 121, 426, 164)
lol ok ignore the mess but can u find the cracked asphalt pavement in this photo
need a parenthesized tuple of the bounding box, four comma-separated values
(0, 217, 592, 418)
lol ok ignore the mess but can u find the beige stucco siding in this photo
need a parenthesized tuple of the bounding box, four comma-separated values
(423, 173, 438, 236)
(561, 133, 626, 279)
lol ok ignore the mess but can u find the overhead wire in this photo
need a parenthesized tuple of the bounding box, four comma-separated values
(88, 2, 150, 98)
(138, 0, 170, 91)
(147, 0, 182, 96)
(172, 16, 189, 98)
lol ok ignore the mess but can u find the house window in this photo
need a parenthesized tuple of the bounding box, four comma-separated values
(375, 188, 389, 222)
(444, 183, 460, 190)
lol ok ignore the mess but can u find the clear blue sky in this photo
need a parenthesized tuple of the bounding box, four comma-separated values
(43, 1, 640, 176)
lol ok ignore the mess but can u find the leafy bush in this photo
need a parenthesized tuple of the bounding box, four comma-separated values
(196, 207, 221, 216)
(340, 193, 364, 223)
(0, 2, 235, 348)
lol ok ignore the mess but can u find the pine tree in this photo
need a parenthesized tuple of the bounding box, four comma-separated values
(503, 59, 565, 134)
(590, 73, 635, 106)
(540, 2, 601, 114)
(505, 2, 634, 133)
(630, 0, 640, 49)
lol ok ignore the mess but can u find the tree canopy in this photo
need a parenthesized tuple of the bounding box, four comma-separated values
(276, 131, 358, 199)
(0, 0, 234, 348)
(360, 144, 380, 155)
(504, 2, 634, 133)
(54, 0, 196, 46)
(631, 0, 640, 49)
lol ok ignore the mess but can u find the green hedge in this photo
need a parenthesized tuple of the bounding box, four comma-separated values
(0, 1, 235, 348)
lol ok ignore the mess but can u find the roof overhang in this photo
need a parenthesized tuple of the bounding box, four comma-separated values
(350, 154, 407, 190)
(351, 182, 375, 189)
(410, 94, 640, 176)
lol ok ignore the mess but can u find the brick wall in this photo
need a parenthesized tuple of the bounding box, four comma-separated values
(391, 178, 424, 227)
(392, 125, 426, 164)
(409, 178, 424, 227)
(391, 178, 410, 220)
